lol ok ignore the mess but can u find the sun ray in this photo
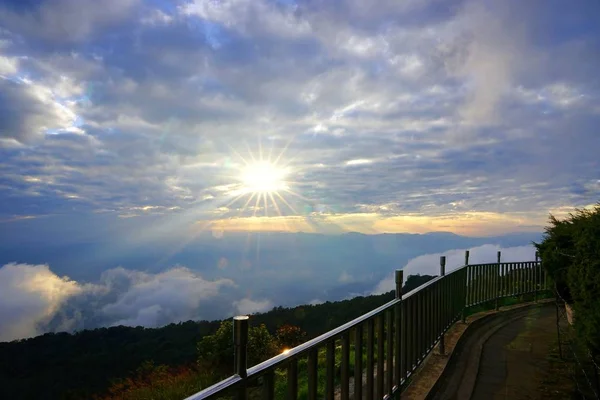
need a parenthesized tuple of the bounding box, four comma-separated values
(275, 191, 299, 214)
(263, 191, 269, 217)
(245, 141, 257, 164)
(238, 192, 256, 215)
(225, 141, 251, 167)
(269, 192, 282, 217)
(273, 135, 295, 166)
(223, 191, 249, 209)
(253, 193, 261, 217)
(282, 188, 311, 202)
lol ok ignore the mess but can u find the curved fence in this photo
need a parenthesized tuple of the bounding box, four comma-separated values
(186, 251, 546, 400)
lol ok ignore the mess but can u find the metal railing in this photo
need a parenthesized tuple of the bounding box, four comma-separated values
(186, 251, 546, 400)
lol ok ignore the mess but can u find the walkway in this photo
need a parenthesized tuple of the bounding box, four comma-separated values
(425, 302, 566, 400)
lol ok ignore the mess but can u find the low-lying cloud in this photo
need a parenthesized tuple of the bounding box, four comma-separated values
(233, 298, 273, 315)
(0, 263, 235, 342)
(372, 244, 537, 294)
(0, 263, 82, 342)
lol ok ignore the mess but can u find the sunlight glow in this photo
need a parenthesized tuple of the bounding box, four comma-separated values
(282, 348, 291, 355)
(219, 139, 307, 222)
(240, 161, 288, 194)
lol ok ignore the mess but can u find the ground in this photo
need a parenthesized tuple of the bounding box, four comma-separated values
(402, 301, 575, 400)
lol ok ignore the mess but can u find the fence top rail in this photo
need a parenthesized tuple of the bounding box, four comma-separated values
(402, 273, 445, 300)
(467, 261, 541, 267)
(184, 375, 242, 400)
(247, 296, 401, 375)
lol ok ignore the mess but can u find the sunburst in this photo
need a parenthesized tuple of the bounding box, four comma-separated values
(240, 161, 289, 195)
(218, 138, 309, 223)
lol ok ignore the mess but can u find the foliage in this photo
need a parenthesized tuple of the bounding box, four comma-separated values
(536, 204, 600, 357)
(95, 361, 212, 400)
(197, 321, 278, 373)
(535, 214, 579, 302)
(275, 324, 306, 349)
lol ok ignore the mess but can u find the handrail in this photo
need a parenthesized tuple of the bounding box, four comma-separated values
(185, 252, 545, 400)
(248, 298, 401, 376)
(185, 376, 242, 400)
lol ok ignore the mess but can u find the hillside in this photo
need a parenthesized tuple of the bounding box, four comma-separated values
(0, 274, 435, 400)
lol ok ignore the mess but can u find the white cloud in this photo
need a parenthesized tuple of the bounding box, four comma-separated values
(0, 56, 18, 76)
(180, 0, 311, 38)
(445, 1, 530, 126)
(100, 267, 235, 327)
(233, 298, 273, 315)
(372, 244, 537, 295)
(338, 271, 354, 283)
(0, 263, 236, 341)
(0, 263, 82, 342)
(345, 159, 372, 166)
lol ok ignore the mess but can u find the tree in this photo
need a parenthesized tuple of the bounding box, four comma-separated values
(535, 214, 578, 302)
(275, 325, 306, 350)
(402, 274, 436, 294)
(197, 321, 277, 374)
(536, 204, 600, 357)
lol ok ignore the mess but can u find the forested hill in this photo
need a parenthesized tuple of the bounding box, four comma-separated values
(0, 274, 435, 400)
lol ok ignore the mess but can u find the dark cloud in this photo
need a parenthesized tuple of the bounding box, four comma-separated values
(0, 79, 76, 142)
(0, 0, 140, 43)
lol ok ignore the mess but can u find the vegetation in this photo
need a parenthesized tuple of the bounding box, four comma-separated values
(535, 204, 600, 357)
(0, 274, 435, 399)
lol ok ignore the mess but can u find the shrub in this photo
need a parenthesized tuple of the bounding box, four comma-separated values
(536, 204, 600, 357)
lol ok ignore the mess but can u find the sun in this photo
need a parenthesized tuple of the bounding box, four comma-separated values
(240, 161, 288, 194)
(218, 139, 306, 220)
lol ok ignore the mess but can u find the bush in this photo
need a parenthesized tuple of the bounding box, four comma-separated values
(535, 214, 578, 302)
(536, 204, 600, 357)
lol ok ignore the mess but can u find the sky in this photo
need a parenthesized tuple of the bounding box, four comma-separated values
(0, 0, 598, 236)
(0, 0, 599, 341)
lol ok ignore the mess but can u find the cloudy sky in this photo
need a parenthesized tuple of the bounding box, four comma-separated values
(0, 0, 599, 341)
(1, 0, 598, 236)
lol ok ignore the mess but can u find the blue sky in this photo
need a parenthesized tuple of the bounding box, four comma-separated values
(0, 0, 599, 340)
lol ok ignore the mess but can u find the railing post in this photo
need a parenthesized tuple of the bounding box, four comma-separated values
(394, 270, 403, 390)
(234, 316, 249, 400)
(462, 250, 469, 323)
(495, 251, 501, 311)
(439, 256, 446, 356)
(395, 269, 403, 299)
(534, 251, 539, 302)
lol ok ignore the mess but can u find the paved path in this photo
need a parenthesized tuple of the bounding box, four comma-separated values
(427, 302, 557, 400)
(472, 304, 556, 399)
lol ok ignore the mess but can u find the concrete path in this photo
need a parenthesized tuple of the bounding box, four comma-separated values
(472, 304, 555, 399)
(427, 302, 557, 400)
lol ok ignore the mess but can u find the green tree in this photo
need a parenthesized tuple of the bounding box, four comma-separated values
(197, 321, 277, 373)
(536, 204, 600, 357)
(275, 325, 306, 350)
